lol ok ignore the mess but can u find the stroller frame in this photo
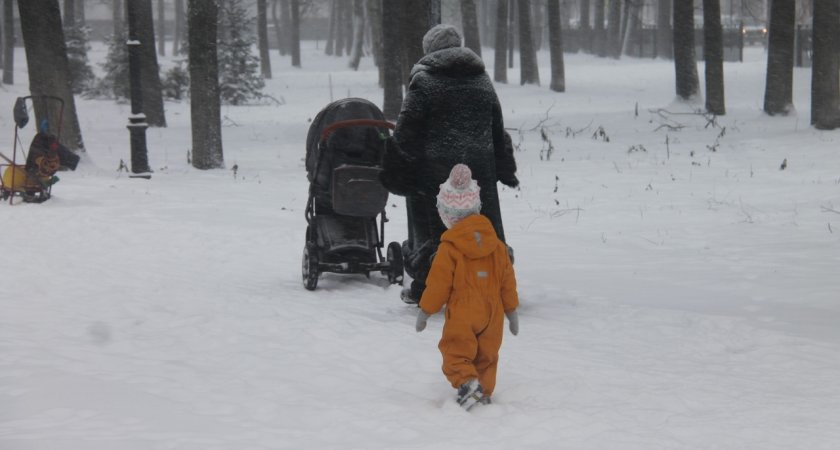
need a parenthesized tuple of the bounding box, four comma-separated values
(302, 117, 403, 290)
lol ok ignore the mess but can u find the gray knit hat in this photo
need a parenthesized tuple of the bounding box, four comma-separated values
(422, 24, 462, 54)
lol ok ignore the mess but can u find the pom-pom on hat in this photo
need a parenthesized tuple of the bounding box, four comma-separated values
(437, 164, 481, 228)
(422, 24, 463, 54)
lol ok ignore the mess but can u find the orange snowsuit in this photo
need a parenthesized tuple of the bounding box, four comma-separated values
(419, 214, 519, 397)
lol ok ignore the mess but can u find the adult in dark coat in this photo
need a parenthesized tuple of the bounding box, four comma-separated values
(380, 24, 519, 303)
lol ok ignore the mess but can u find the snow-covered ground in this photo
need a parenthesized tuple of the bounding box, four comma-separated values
(2, 41, 839, 449)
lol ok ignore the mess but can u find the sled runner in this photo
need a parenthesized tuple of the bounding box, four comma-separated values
(302, 98, 404, 290)
(1, 96, 79, 204)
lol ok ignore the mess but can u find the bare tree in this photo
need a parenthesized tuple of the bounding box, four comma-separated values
(382, 0, 403, 119)
(173, 0, 184, 55)
(607, 0, 621, 58)
(325, 0, 335, 55)
(811, 0, 840, 129)
(3, 0, 14, 84)
(188, 0, 223, 169)
(258, 0, 272, 78)
(334, 0, 345, 56)
(580, 0, 591, 52)
(547, 0, 564, 92)
(518, 0, 539, 85)
(18, 0, 85, 151)
(673, 0, 699, 100)
(348, 0, 365, 69)
(656, 0, 671, 59)
(594, 0, 606, 56)
(157, 0, 165, 56)
(367, 0, 384, 85)
(400, 0, 438, 86)
(703, 0, 724, 115)
(494, 0, 508, 83)
(132, 0, 166, 127)
(763, 0, 794, 115)
(461, 0, 481, 57)
(290, 0, 300, 67)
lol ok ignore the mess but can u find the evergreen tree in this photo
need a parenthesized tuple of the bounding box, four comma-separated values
(91, 30, 130, 100)
(64, 21, 95, 93)
(217, 0, 265, 105)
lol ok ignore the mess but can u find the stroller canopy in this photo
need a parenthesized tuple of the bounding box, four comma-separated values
(305, 98, 390, 209)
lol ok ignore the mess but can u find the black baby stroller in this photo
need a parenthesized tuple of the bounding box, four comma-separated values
(302, 98, 404, 290)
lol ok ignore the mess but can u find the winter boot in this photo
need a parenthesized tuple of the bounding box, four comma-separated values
(456, 379, 484, 411)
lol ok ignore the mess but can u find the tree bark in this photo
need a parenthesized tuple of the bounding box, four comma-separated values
(400, 0, 437, 87)
(3, 0, 14, 84)
(367, 0, 384, 85)
(343, 0, 353, 56)
(656, 0, 671, 58)
(461, 0, 481, 57)
(382, 0, 403, 119)
(763, 0, 794, 115)
(518, 0, 539, 85)
(325, 0, 335, 55)
(64, 0, 75, 28)
(547, 0, 564, 92)
(594, 0, 605, 56)
(290, 0, 300, 67)
(131, 0, 166, 127)
(157, 0, 165, 56)
(334, 0, 345, 56)
(607, 0, 621, 58)
(508, 0, 514, 69)
(188, 0, 223, 169)
(811, 0, 840, 129)
(258, 0, 272, 78)
(348, 0, 365, 69)
(173, 0, 184, 55)
(494, 0, 508, 83)
(18, 0, 85, 151)
(580, 0, 591, 52)
(703, 0, 724, 115)
(673, 0, 699, 100)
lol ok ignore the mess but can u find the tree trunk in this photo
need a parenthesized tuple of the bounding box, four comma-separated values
(325, 0, 335, 55)
(367, 0, 384, 86)
(113, 0, 123, 37)
(607, 0, 621, 58)
(64, 0, 75, 28)
(494, 0, 508, 83)
(673, 0, 699, 100)
(343, 0, 353, 56)
(518, 0, 539, 85)
(348, 0, 365, 69)
(18, 0, 85, 151)
(580, 0, 591, 52)
(76, 0, 85, 24)
(188, 0, 223, 169)
(703, 0, 724, 115)
(656, 0, 672, 58)
(157, 0, 165, 56)
(461, 0, 481, 57)
(594, 0, 606, 56)
(258, 0, 272, 78)
(401, 0, 437, 87)
(382, 0, 403, 119)
(334, 0, 345, 56)
(132, 0, 166, 127)
(508, 0, 515, 69)
(173, 0, 184, 55)
(290, 0, 300, 67)
(272, 0, 287, 56)
(547, 0, 564, 92)
(811, 0, 840, 129)
(3, 0, 14, 84)
(763, 0, 794, 115)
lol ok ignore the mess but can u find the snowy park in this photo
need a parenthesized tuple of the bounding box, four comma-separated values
(2, 19, 840, 450)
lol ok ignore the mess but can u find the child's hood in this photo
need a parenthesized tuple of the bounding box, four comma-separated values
(440, 215, 500, 259)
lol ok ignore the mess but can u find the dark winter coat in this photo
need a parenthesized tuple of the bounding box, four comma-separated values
(379, 46, 518, 298)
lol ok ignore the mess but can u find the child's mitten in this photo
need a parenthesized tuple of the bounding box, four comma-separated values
(416, 310, 431, 332)
(505, 310, 519, 336)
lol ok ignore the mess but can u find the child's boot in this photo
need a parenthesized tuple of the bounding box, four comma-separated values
(456, 379, 484, 411)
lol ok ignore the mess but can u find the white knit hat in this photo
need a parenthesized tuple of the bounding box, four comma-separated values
(437, 164, 481, 228)
(422, 24, 462, 54)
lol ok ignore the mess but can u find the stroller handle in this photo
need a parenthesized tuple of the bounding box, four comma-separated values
(319, 119, 395, 144)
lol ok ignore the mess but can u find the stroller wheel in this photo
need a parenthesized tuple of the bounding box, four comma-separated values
(386, 241, 404, 285)
(302, 242, 320, 291)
